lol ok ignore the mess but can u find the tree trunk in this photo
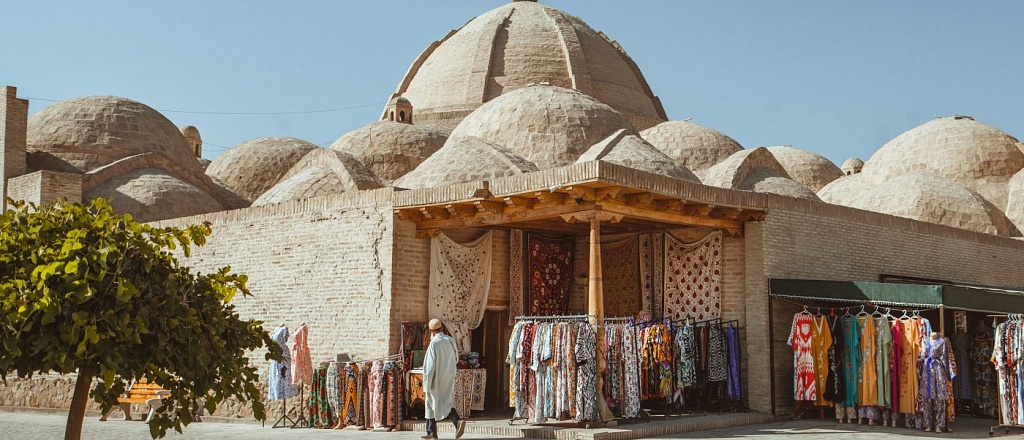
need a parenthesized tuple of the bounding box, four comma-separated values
(65, 366, 94, 440)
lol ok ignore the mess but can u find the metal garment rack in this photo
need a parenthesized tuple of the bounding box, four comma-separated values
(989, 314, 1024, 437)
(508, 315, 593, 425)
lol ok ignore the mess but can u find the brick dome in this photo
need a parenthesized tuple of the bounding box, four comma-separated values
(703, 147, 820, 201)
(205, 137, 318, 202)
(640, 120, 743, 172)
(329, 121, 447, 185)
(765, 145, 843, 192)
(576, 129, 699, 182)
(26, 96, 201, 174)
(85, 168, 223, 222)
(861, 116, 1024, 208)
(253, 149, 382, 206)
(447, 85, 634, 170)
(392, 0, 666, 133)
(394, 135, 537, 190)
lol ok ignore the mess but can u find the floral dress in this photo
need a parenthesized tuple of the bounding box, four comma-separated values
(789, 313, 816, 401)
(267, 326, 298, 400)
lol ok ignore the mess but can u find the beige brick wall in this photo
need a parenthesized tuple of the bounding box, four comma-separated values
(6, 172, 40, 205)
(7, 170, 83, 207)
(1, 86, 28, 206)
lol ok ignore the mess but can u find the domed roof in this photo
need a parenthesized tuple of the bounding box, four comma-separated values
(329, 121, 447, 185)
(1004, 169, 1024, 232)
(576, 129, 699, 182)
(26, 96, 201, 174)
(848, 172, 1019, 237)
(861, 116, 1024, 208)
(841, 157, 864, 176)
(395, 136, 538, 190)
(252, 149, 382, 206)
(393, 1, 666, 133)
(85, 168, 224, 223)
(817, 173, 876, 206)
(448, 85, 634, 170)
(703, 147, 819, 201)
(765, 145, 843, 192)
(639, 120, 743, 172)
(205, 137, 318, 202)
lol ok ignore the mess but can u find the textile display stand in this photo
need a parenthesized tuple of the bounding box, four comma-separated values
(272, 394, 296, 428)
(508, 314, 593, 426)
(988, 314, 1024, 437)
(292, 383, 309, 428)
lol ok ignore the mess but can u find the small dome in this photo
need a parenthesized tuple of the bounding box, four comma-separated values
(765, 145, 843, 192)
(848, 172, 1019, 237)
(703, 148, 819, 201)
(639, 120, 743, 171)
(180, 125, 202, 157)
(329, 121, 447, 185)
(817, 173, 876, 206)
(393, 1, 666, 132)
(861, 116, 1024, 208)
(448, 85, 634, 170)
(26, 96, 201, 174)
(576, 129, 699, 182)
(253, 149, 382, 206)
(395, 136, 538, 190)
(205, 137, 318, 202)
(841, 157, 864, 176)
(85, 168, 223, 223)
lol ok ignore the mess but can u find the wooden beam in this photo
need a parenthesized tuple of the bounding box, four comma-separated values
(419, 206, 449, 220)
(533, 191, 568, 206)
(417, 200, 599, 230)
(415, 228, 439, 239)
(394, 209, 424, 222)
(595, 187, 623, 201)
(624, 192, 656, 207)
(563, 186, 597, 202)
(683, 203, 715, 217)
(445, 204, 477, 218)
(599, 201, 743, 231)
(504, 196, 533, 209)
(474, 200, 504, 215)
(560, 210, 623, 224)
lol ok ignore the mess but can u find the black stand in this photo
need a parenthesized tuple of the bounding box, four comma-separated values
(272, 397, 296, 428)
(290, 383, 309, 428)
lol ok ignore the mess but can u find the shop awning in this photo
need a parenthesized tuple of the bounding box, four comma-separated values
(769, 278, 1024, 314)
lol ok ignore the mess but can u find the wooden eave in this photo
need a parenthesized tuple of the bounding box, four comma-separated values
(392, 161, 767, 237)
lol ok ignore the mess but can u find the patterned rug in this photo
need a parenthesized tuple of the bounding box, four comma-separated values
(602, 236, 641, 318)
(509, 229, 524, 324)
(663, 231, 723, 322)
(527, 234, 575, 316)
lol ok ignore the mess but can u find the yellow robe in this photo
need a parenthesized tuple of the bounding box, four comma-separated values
(857, 315, 878, 406)
(811, 315, 833, 406)
(898, 318, 920, 413)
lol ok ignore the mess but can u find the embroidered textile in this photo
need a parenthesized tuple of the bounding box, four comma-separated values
(663, 231, 723, 322)
(308, 365, 332, 429)
(789, 314, 816, 401)
(343, 363, 360, 425)
(824, 316, 845, 404)
(675, 325, 697, 388)
(972, 324, 998, 417)
(811, 315, 833, 406)
(510, 229, 525, 325)
(291, 324, 313, 386)
(840, 316, 860, 407)
(471, 369, 487, 411)
(531, 323, 554, 423)
(875, 316, 893, 409)
(430, 232, 493, 352)
(507, 322, 525, 411)
(326, 363, 342, 426)
(708, 323, 727, 382)
(897, 318, 920, 413)
(638, 233, 653, 315)
(726, 325, 742, 400)
(267, 326, 298, 400)
(575, 324, 599, 422)
(622, 325, 641, 417)
(369, 361, 384, 428)
(652, 232, 664, 318)
(857, 315, 878, 406)
(359, 362, 371, 428)
(527, 234, 575, 316)
(382, 362, 402, 428)
(602, 236, 641, 318)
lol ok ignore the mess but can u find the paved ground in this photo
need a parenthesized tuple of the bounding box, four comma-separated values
(2, 410, 1023, 440)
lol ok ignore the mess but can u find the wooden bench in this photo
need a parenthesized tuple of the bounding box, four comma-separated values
(99, 379, 169, 422)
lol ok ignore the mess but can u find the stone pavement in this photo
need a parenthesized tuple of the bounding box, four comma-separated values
(2, 410, 1023, 440)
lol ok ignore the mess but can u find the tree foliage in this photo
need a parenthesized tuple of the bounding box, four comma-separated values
(0, 198, 281, 439)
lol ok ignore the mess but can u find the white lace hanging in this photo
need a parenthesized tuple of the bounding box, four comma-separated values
(429, 231, 493, 352)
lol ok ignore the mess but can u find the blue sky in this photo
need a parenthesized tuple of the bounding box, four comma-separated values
(3, 1, 1022, 166)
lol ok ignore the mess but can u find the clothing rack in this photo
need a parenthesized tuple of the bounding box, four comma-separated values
(344, 353, 403, 365)
(988, 314, 1024, 436)
(514, 314, 594, 321)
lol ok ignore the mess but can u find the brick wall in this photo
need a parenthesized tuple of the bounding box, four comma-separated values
(6, 172, 40, 205)
(1, 86, 28, 207)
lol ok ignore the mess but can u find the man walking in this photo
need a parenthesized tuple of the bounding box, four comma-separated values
(422, 318, 466, 439)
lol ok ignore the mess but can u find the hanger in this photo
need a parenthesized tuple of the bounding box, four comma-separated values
(899, 309, 909, 319)
(857, 305, 868, 316)
(800, 305, 811, 315)
(815, 307, 822, 317)
(912, 309, 920, 318)
(871, 305, 883, 317)
(844, 307, 852, 317)
(829, 308, 835, 317)
(884, 307, 894, 319)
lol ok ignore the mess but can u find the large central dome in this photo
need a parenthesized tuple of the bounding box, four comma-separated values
(392, 0, 667, 133)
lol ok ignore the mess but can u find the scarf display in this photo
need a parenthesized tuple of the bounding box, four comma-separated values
(429, 231, 493, 352)
(663, 231, 723, 322)
(526, 234, 575, 316)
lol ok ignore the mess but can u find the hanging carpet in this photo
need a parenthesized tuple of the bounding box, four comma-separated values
(602, 236, 641, 318)
(663, 231, 723, 322)
(527, 234, 575, 316)
(509, 229, 525, 325)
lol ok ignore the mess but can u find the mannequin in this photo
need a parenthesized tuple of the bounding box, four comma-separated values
(918, 331, 954, 432)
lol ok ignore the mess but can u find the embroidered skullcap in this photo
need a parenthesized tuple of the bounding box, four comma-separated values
(428, 318, 442, 331)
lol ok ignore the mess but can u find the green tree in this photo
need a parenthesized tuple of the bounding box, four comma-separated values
(0, 198, 281, 440)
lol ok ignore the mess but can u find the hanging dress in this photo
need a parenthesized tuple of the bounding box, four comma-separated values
(789, 313, 816, 401)
(857, 314, 879, 407)
(725, 324, 742, 401)
(890, 319, 903, 413)
(824, 315, 845, 405)
(918, 336, 955, 431)
(308, 365, 332, 428)
(291, 324, 314, 387)
(875, 316, 893, 411)
(575, 324, 599, 422)
(811, 315, 833, 407)
(267, 326, 298, 400)
(841, 315, 861, 408)
(622, 324, 641, 418)
(898, 318, 920, 415)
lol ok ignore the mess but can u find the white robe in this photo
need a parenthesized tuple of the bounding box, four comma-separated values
(423, 332, 459, 420)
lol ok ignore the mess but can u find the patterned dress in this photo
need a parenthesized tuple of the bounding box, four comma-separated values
(789, 313, 816, 401)
(675, 324, 697, 389)
(326, 362, 342, 425)
(308, 365, 332, 428)
(575, 324, 599, 422)
(267, 326, 298, 400)
(857, 314, 878, 407)
(342, 363, 360, 425)
(918, 336, 955, 430)
(811, 315, 833, 406)
(622, 325, 641, 417)
(291, 324, 313, 386)
(840, 316, 861, 408)
(708, 324, 728, 382)
(898, 318, 920, 415)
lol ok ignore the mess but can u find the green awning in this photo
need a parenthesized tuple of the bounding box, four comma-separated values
(769, 278, 1024, 314)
